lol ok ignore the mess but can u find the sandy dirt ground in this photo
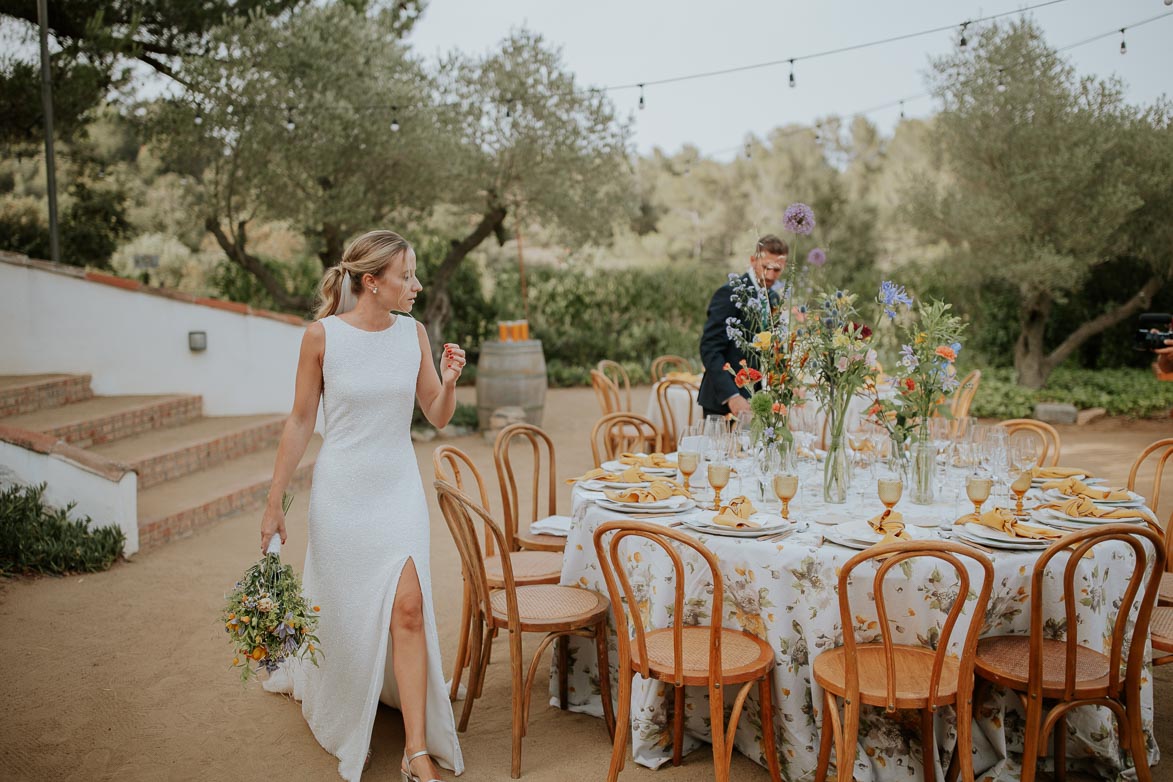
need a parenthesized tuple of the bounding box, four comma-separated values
(1, 386, 1170, 782)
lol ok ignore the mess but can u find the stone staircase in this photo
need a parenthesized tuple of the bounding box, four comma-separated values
(0, 373, 320, 550)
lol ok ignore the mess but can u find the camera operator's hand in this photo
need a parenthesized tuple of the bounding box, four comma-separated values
(1156, 338, 1173, 375)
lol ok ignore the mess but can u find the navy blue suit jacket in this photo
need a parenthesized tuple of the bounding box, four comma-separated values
(697, 274, 778, 414)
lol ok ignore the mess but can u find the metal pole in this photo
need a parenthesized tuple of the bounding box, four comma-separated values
(37, 0, 60, 263)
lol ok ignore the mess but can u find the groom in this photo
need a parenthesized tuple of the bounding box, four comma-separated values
(697, 235, 788, 418)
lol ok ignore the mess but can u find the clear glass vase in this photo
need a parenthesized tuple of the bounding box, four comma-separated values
(823, 420, 850, 505)
(910, 428, 935, 505)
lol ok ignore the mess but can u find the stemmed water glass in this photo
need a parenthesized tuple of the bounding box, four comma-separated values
(676, 425, 702, 494)
(877, 458, 904, 519)
(965, 471, 993, 516)
(770, 446, 799, 520)
(1006, 440, 1036, 517)
(706, 432, 733, 509)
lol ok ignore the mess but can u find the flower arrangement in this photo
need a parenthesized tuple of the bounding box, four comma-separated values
(722, 202, 826, 450)
(221, 494, 322, 682)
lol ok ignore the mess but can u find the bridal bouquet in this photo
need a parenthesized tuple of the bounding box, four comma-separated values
(221, 494, 322, 682)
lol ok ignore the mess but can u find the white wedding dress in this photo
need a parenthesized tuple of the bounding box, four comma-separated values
(264, 313, 463, 780)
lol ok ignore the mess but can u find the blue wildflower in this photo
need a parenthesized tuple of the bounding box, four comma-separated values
(899, 344, 919, 369)
(878, 280, 914, 319)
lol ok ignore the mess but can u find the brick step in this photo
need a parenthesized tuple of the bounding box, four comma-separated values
(88, 414, 288, 490)
(136, 436, 322, 550)
(0, 374, 93, 418)
(0, 394, 203, 448)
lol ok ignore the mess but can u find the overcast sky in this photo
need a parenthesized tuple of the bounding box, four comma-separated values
(408, 0, 1173, 159)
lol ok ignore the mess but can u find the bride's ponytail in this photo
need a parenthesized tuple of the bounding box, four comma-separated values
(315, 266, 357, 320)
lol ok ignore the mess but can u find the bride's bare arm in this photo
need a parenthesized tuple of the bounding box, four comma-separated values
(260, 323, 325, 553)
(415, 321, 466, 429)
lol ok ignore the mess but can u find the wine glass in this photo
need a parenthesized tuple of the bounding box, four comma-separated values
(965, 472, 993, 516)
(676, 425, 702, 494)
(706, 432, 732, 509)
(772, 447, 799, 520)
(734, 411, 754, 457)
(1006, 440, 1035, 516)
(877, 460, 904, 519)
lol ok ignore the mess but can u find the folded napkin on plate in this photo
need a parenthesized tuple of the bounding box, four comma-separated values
(958, 508, 1063, 540)
(1037, 496, 1148, 520)
(1040, 477, 1131, 502)
(713, 496, 760, 529)
(866, 510, 910, 545)
(664, 371, 702, 384)
(1030, 466, 1092, 480)
(619, 452, 675, 469)
(567, 465, 648, 484)
(605, 480, 689, 504)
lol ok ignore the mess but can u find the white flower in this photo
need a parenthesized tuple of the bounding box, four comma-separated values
(257, 597, 275, 613)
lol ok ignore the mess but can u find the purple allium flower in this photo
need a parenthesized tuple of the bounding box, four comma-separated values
(782, 203, 816, 235)
(763, 426, 775, 440)
(806, 247, 827, 266)
(878, 280, 914, 319)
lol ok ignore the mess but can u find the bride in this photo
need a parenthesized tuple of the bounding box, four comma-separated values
(260, 230, 465, 781)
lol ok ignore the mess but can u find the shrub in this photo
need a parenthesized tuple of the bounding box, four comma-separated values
(411, 401, 479, 432)
(967, 366, 1173, 419)
(0, 483, 126, 576)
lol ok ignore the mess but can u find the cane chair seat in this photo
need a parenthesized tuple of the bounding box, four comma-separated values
(1160, 572, 1173, 605)
(975, 635, 1113, 699)
(516, 525, 569, 553)
(814, 645, 962, 709)
(1152, 606, 1173, 654)
(485, 550, 562, 587)
(630, 626, 775, 687)
(489, 584, 609, 630)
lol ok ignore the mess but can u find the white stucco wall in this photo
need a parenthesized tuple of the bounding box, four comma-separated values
(0, 260, 307, 416)
(0, 441, 139, 556)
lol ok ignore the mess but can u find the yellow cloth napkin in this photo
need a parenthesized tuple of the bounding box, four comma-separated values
(713, 496, 760, 528)
(958, 508, 1063, 540)
(1030, 466, 1092, 480)
(664, 371, 702, 384)
(866, 510, 910, 545)
(605, 480, 690, 504)
(567, 465, 651, 484)
(619, 452, 675, 469)
(1040, 477, 1131, 502)
(1038, 496, 1148, 520)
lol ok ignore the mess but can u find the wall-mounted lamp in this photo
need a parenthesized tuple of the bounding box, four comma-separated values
(188, 331, 208, 352)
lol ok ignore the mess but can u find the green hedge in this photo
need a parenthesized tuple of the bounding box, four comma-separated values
(0, 483, 126, 576)
(968, 367, 1173, 419)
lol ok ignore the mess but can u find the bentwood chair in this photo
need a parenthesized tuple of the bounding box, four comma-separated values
(433, 446, 562, 701)
(1139, 519, 1173, 667)
(436, 481, 615, 779)
(655, 377, 700, 454)
(590, 412, 661, 468)
(997, 419, 1062, 466)
(591, 370, 623, 417)
(593, 520, 781, 782)
(813, 541, 993, 782)
(971, 524, 1165, 782)
(949, 369, 982, 421)
(651, 354, 693, 380)
(596, 360, 632, 412)
(494, 423, 568, 554)
(1127, 438, 1173, 608)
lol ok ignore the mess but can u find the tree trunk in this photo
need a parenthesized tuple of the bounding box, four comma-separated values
(1013, 292, 1054, 389)
(206, 218, 314, 315)
(420, 202, 508, 361)
(318, 222, 345, 269)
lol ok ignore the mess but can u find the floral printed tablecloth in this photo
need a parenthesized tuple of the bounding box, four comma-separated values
(551, 489, 1158, 781)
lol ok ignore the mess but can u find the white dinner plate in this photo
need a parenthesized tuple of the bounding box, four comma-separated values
(820, 528, 875, 550)
(602, 456, 678, 476)
(952, 528, 1051, 551)
(1033, 507, 1149, 525)
(681, 512, 789, 538)
(595, 496, 696, 514)
(1042, 488, 1144, 507)
(834, 519, 930, 545)
(957, 522, 1053, 547)
(581, 479, 650, 491)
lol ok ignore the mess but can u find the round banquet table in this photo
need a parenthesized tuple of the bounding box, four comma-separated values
(549, 477, 1159, 782)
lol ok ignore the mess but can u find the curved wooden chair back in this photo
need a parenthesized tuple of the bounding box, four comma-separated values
(836, 541, 993, 712)
(435, 480, 519, 627)
(433, 444, 494, 554)
(494, 423, 558, 551)
(655, 378, 699, 452)
(590, 412, 661, 467)
(593, 519, 726, 687)
(596, 360, 631, 412)
(1027, 524, 1164, 701)
(651, 354, 692, 379)
(998, 419, 1062, 467)
(1128, 438, 1173, 524)
(590, 369, 621, 417)
(950, 369, 982, 420)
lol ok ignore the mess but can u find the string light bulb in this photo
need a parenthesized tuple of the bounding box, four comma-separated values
(638, 83, 645, 110)
(193, 111, 203, 126)
(996, 69, 1007, 93)
(1119, 28, 1127, 55)
(959, 22, 969, 49)
(899, 100, 905, 119)
(390, 106, 400, 132)
(788, 59, 796, 88)
(284, 106, 295, 132)
(744, 142, 752, 159)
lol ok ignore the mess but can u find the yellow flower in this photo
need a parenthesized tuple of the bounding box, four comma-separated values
(752, 331, 772, 350)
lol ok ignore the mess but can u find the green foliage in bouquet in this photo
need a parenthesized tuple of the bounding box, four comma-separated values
(221, 493, 322, 682)
(0, 483, 125, 576)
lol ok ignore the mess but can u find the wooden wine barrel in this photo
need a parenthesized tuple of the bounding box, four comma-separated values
(475, 339, 548, 431)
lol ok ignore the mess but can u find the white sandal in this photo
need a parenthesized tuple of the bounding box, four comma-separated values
(401, 750, 442, 782)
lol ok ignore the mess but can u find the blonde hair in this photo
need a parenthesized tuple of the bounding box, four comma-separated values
(314, 230, 412, 320)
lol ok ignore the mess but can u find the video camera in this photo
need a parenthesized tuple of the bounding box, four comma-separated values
(1135, 312, 1173, 351)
